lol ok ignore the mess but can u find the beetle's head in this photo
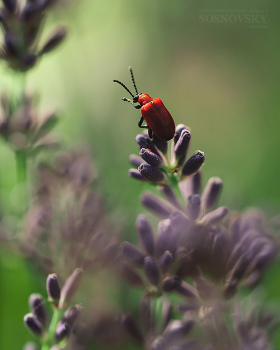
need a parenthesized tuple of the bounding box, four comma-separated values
(133, 94, 141, 104)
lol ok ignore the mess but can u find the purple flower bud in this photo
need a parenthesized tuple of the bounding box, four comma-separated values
(139, 297, 151, 333)
(156, 219, 173, 258)
(61, 305, 82, 327)
(24, 313, 43, 336)
(181, 151, 205, 177)
(160, 186, 183, 210)
(199, 206, 229, 225)
(128, 168, 146, 181)
(244, 270, 261, 288)
(201, 177, 223, 210)
(59, 268, 83, 308)
(46, 273, 61, 302)
(187, 195, 201, 220)
(138, 163, 164, 182)
(140, 148, 162, 167)
(28, 294, 47, 326)
(41, 27, 67, 54)
(162, 300, 172, 329)
(141, 193, 173, 218)
(136, 215, 155, 256)
(121, 242, 145, 267)
(129, 154, 144, 167)
(118, 262, 144, 287)
(158, 251, 173, 274)
(55, 322, 71, 342)
(162, 277, 181, 292)
(174, 124, 187, 145)
(144, 257, 161, 286)
(152, 134, 168, 154)
(136, 134, 147, 150)
(254, 244, 277, 270)
(175, 282, 197, 298)
(174, 130, 191, 164)
(122, 315, 144, 344)
(146, 138, 161, 156)
(2, 0, 17, 13)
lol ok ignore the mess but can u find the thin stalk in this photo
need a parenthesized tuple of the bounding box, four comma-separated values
(41, 308, 63, 350)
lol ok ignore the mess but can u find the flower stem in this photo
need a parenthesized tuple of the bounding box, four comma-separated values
(41, 308, 63, 350)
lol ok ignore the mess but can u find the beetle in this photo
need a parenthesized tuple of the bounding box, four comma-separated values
(113, 67, 175, 141)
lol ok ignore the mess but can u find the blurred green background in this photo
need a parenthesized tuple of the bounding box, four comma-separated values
(1, 0, 280, 348)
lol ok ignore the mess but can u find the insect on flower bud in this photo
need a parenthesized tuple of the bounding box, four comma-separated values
(24, 313, 43, 336)
(40, 27, 67, 55)
(144, 256, 161, 286)
(140, 148, 162, 167)
(136, 215, 155, 256)
(201, 177, 223, 210)
(46, 273, 61, 303)
(181, 151, 205, 177)
(138, 163, 164, 182)
(59, 268, 83, 309)
(121, 242, 145, 267)
(28, 294, 47, 326)
(128, 169, 147, 181)
(55, 322, 71, 342)
(174, 129, 191, 164)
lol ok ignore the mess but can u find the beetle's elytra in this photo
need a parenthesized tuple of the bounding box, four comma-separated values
(113, 67, 175, 141)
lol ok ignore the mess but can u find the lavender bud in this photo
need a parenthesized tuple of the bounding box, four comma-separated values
(162, 300, 173, 329)
(181, 151, 205, 177)
(136, 134, 147, 149)
(59, 268, 83, 308)
(118, 262, 144, 287)
(55, 322, 71, 342)
(41, 27, 67, 54)
(174, 124, 187, 145)
(46, 273, 61, 302)
(28, 294, 47, 326)
(138, 163, 164, 182)
(128, 169, 146, 181)
(162, 277, 181, 292)
(199, 206, 229, 225)
(244, 270, 261, 288)
(129, 154, 144, 167)
(146, 138, 161, 156)
(254, 244, 276, 270)
(152, 133, 168, 154)
(24, 313, 43, 336)
(144, 257, 161, 286)
(61, 305, 82, 327)
(156, 219, 173, 258)
(141, 193, 173, 218)
(160, 186, 183, 210)
(201, 177, 223, 210)
(2, 0, 16, 13)
(140, 297, 151, 333)
(140, 148, 162, 167)
(122, 315, 144, 344)
(136, 215, 155, 256)
(158, 251, 173, 274)
(187, 195, 201, 220)
(121, 242, 145, 266)
(175, 282, 197, 298)
(174, 130, 191, 164)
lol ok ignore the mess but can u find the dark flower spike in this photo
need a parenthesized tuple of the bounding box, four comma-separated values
(141, 193, 173, 219)
(122, 315, 144, 344)
(40, 27, 67, 55)
(28, 294, 47, 326)
(138, 163, 164, 182)
(136, 214, 155, 256)
(156, 219, 173, 258)
(152, 133, 168, 154)
(174, 129, 191, 165)
(136, 134, 147, 150)
(59, 268, 83, 309)
(46, 273, 61, 303)
(121, 242, 145, 267)
(128, 168, 147, 181)
(160, 185, 184, 210)
(140, 297, 151, 333)
(144, 256, 161, 286)
(187, 194, 201, 221)
(158, 250, 173, 274)
(201, 177, 223, 213)
(129, 154, 144, 167)
(199, 206, 229, 225)
(24, 313, 43, 336)
(118, 261, 144, 287)
(140, 148, 162, 167)
(181, 151, 205, 177)
(55, 322, 71, 342)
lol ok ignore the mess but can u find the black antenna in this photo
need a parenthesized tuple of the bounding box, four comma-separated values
(129, 66, 138, 95)
(113, 80, 134, 98)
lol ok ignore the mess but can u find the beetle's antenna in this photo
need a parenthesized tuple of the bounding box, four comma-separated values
(129, 66, 139, 95)
(113, 80, 134, 98)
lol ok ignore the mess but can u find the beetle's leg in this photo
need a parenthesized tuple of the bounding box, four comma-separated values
(138, 116, 148, 129)
(122, 97, 141, 109)
(148, 127, 153, 139)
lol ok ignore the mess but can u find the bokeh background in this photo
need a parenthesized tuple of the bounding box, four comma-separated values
(1, 0, 280, 348)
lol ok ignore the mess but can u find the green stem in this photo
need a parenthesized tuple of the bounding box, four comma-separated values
(169, 173, 185, 205)
(15, 150, 27, 184)
(41, 308, 63, 350)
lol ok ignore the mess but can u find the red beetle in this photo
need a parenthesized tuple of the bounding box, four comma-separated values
(113, 67, 175, 141)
